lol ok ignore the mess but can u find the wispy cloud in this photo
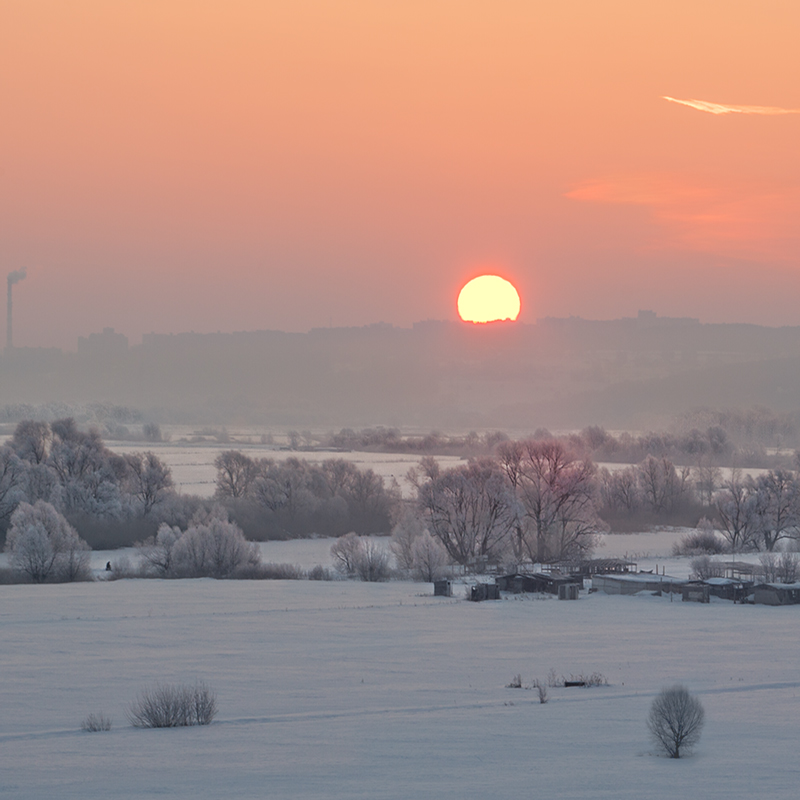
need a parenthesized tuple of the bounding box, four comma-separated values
(663, 96, 800, 115)
(566, 173, 800, 263)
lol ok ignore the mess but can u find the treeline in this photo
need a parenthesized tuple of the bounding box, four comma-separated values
(211, 451, 398, 540)
(0, 420, 400, 550)
(401, 442, 800, 570)
(0, 419, 181, 548)
(317, 411, 800, 467)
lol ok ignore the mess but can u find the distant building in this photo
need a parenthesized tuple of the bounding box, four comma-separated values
(78, 328, 128, 357)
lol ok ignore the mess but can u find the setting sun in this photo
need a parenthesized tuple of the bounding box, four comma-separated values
(457, 275, 521, 323)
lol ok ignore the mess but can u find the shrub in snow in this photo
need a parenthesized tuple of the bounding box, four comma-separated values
(139, 516, 260, 579)
(778, 551, 799, 583)
(672, 522, 726, 555)
(647, 685, 704, 758)
(331, 532, 362, 576)
(81, 713, 112, 732)
(128, 682, 217, 728)
(235, 562, 306, 580)
(172, 517, 260, 578)
(308, 564, 333, 581)
(532, 679, 548, 704)
(410, 530, 449, 582)
(331, 532, 391, 581)
(353, 537, 391, 582)
(4, 500, 91, 583)
(506, 674, 522, 689)
(689, 555, 726, 581)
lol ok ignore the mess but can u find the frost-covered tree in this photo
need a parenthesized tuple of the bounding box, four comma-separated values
(0, 446, 27, 525)
(214, 451, 258, 499)
(751, 470, 800, 551)
(137, 523, 182, 576)
(410, 530, 449, 582)
(417, 458, 517, 565)
(171, 516, 260, 578)
(389, 509, 427, 572)
(637, 456, 692, 513)
(330, 532, 391, 581)
(4, 500, 91, 582)
(714, 471, 760, 553)
(123, 452, 174, 515)
(11, 420, 51, 464)
(503, 440, 603, 563)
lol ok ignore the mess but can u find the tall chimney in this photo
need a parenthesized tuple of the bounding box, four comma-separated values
(6, 268, 27, 351)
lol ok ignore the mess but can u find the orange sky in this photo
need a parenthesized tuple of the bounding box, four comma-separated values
(2, 0, 799, 347)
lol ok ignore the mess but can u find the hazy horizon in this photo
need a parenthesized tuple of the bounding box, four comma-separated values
(2, 1, 799, 349)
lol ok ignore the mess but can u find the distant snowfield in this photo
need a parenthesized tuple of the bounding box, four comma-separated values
(1, 535, 798, 799)
(104, 441, 468, 498)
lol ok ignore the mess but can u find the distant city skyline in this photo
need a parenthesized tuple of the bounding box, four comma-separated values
(2, 1, 799, 348)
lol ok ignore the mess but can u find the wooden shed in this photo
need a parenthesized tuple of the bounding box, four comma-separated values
(496, 572, 580, 596)
(469, 583, 501, 602)
(433, 579, 453, 597)
(592, 573, 685, 596)
(752, 582, 800, 606)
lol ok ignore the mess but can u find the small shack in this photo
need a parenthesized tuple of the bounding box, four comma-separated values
(496, 572, 580, 596)
(433, 579, 453, 597)
(558, 583, 579, 600)
(752, 582, 800, 606)
(469, 583, 501, 602)
(681, 581, 710, 603)
(592, 572, 685, 596)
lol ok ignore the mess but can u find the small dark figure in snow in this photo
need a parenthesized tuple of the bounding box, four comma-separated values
(106, 561, 112, 571)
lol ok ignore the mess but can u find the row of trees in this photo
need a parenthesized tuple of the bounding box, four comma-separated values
(405, 444, 800, 568)
(408, 441, 605, 567)
(212, 451, 397, 539)
(1, 420, 177, 547)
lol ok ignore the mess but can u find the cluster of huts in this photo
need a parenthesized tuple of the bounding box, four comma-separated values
(436, 558, 800, 606)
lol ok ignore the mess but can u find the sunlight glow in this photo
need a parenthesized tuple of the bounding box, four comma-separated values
(457, 275, 521, 323)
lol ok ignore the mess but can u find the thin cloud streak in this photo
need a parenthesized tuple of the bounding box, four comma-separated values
(663, 96, 800, 115)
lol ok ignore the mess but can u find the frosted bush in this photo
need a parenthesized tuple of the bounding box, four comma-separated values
(128, 682, 217, 728)
(4, 500, 91, 582)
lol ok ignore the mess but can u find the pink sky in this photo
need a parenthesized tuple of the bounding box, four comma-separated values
(2, 0, 799, 348)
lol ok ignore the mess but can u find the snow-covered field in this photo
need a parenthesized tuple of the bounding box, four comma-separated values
(1, 535, 798, 799)
(103, 441, 467, 498)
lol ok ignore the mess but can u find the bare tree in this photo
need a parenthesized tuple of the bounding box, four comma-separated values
(638, 456, 692, 513)
(715, 471, 759, 553)
(647, 685, 705, 758)
(352, 537, 391, 582)
(389, 509, 426, 571)
(510, 440, 604, 563)
(417, 458, 517, 565)
(694, 462, 722, 507)
(214, 451, 257, 499)
(330, 532, 363, 576)
(124, 452, 174, 515)
(751, 470, 800, 551)
(597, 466, 641, 512)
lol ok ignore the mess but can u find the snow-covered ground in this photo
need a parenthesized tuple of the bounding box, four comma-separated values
(101, 441, 467, 498)
(1, 534, 798, 799)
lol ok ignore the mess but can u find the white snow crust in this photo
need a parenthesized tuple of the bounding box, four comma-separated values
(1, 535, 799, 799)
